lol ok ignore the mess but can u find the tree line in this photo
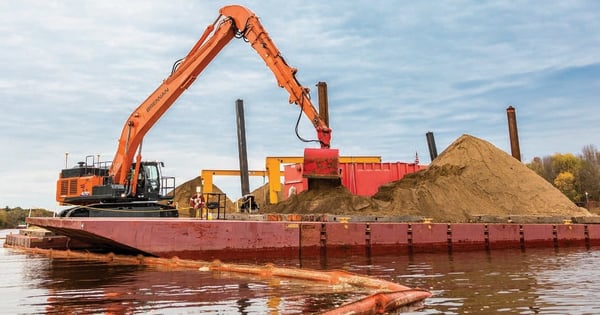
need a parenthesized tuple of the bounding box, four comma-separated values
(527, 144, 600, 207)
(2, 146, 598, 225)
(0, 207, 54, 229)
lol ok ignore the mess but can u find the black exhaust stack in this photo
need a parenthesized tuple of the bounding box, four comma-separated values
(426, 131, 438, 162)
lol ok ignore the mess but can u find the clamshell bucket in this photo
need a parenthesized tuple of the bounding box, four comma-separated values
(302, 148, 341, 189)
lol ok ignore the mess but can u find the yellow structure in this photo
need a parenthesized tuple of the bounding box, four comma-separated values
(201, 155, 381, 205)
(201, 169, 271, 194)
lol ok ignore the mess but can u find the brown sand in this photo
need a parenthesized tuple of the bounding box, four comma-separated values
(172, 176, 235, 216)
(173, 177, 283, 216)
(262, 134, 592, 222)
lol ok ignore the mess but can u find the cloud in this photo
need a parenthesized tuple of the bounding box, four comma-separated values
(1, 1, 600, 210)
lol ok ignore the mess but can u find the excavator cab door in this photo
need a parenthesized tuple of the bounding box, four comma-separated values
(133, 162, 162, 199)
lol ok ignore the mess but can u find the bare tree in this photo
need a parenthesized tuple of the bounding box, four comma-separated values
(578, 145, 600, 202)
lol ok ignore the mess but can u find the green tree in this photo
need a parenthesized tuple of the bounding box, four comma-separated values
(552, 153, 582, 176)
(528, 146, 600, 205)
(0, 207, 54, 228)
(0, 210, 7, 228)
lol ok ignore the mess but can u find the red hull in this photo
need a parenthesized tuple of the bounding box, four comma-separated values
(25, 217, 600, 260)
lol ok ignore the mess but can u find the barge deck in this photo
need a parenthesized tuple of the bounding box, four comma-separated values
(18, 215, 600, 260)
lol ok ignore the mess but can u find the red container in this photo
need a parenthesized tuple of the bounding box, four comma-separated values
(284, 162, 424, 198)
(284, 163, 305, 198)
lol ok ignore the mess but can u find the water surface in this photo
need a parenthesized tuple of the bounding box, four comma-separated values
(2, 229, 599, 314)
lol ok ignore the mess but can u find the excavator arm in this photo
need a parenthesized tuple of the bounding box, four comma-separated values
(109, 5, 333, 191)
(224, 6, 332, 145)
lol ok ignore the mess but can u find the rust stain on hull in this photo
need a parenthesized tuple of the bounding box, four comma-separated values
(25, 217, 600, 260)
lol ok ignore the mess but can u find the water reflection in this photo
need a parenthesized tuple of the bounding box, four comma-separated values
(2, 230, 599, 314)
(529, 249, 600, 314)
(22, 257, 373, 314)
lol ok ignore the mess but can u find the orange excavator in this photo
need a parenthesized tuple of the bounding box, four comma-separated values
(56, 5, 339, 217)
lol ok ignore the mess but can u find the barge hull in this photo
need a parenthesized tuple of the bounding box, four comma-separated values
(25, 217, 600, 260)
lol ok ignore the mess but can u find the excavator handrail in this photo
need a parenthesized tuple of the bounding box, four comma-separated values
(108, 5, 331, 193)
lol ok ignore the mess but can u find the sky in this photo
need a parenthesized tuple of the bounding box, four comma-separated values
(1, 1, 600, 211)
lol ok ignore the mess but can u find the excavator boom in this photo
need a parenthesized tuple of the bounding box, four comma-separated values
(56, 5, 339, 212)
(110, 5, 333, 187)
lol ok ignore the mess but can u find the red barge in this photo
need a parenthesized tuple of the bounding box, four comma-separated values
(22, 215, 600, 261)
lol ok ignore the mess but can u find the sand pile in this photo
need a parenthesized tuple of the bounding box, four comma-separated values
(245, 182, 284, 210)
(172, 176, 235, 216)
(268, 185, 377, 215)
(263, 134, 592, 222)
(173, 177, 283, 215)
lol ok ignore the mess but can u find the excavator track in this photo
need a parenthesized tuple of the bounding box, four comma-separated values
(59, 201, 178, 218)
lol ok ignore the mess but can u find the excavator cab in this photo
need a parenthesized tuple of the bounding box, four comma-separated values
(131, 161, 175, 201)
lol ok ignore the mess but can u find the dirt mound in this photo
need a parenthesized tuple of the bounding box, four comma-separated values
(263, 134, 592, 222)
(373, 134, 591, 222)
(173, 177, 285, 215)
(264, 184, 377, 215)
(244, 182, 284, 210)
(172, 176, 235, 216)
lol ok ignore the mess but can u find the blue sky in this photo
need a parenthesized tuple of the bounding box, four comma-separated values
(2, 1, 600, 211)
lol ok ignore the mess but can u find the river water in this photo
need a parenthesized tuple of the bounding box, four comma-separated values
(2, 228, 600, 314)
